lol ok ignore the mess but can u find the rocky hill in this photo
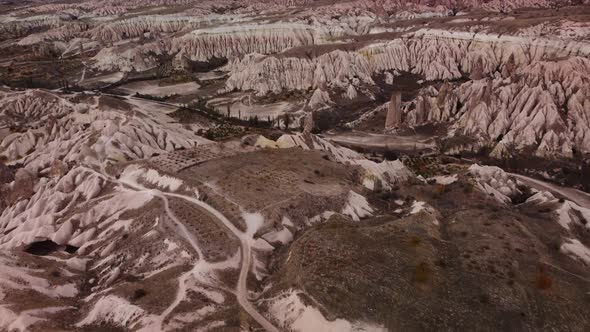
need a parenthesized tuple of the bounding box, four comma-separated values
(1, 1, 590, 331)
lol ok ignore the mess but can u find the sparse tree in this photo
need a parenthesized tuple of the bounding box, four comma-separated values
(247, 115, 260, 127)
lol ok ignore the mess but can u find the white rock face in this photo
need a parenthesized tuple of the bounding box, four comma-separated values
(1, 1, 590, 330)
(270, 289, 387, 332)
(76, 295, 155, 329)
(468, 164, 520, 204)
(224, 28, 590, 155)
(298, 0, 581, 17)
(0, 88, 206, 322)
(344, 84, 358, 100)
(517, 20, 590, 40)
(171, 23, 339, 62)
(0, 14, 64, 39)
(90, 21, 340, 72)
(3, 0, 588, 46)
(385, 92, 402, 129)
(0, 91, 210, 173)
(422, 57, 589, 156)
(225, 29, 590, 94)
(17, 22, 89, 46)
(561, 239, 590, 265)
(225, 49, 379, 95)
(0, 89, 71, 127)
(86, 15, 210, 43)
(92, 43, 165, 72)
(277, 133, 413, 190)
(307, 88, 333, 110)
(0, 89, 212, 273)
(0, 167, 104, 249)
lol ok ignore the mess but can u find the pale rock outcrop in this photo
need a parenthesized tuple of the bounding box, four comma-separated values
(303, 0, 585, 18)
(224, 28, 590, 155)
(384, 71, 395, 85)
(0, 91, 210, 172)
(0, 90, 72, 129)
(301, 112, 315, 149)
(86, 15, 212, 42)
(172, 23, 333, 62)
(454, 58, 588, 156)
(88, 6, 128, 17)
(308, 88, 333, 110)
(468, 164, 520, 204)
(13, 169, 35, 199)
(401, 85, 459, 127)
(393, 7, 452, 20)
(90, 20, 341, 71)
(501, 53, 516, 79)
(50, 160, 69, 178)
(469, 57, 485, 80)
(277, 133, 413, 190)
(225, 29, 590, 95)
(18, 22, 89, 46)
(517, 20, 590, 41)
(385, 91, 402, 129)
(92, 41, 167, 72)
(0, 15, 64, 40)
(225, 50, 378, 95)
(303, 112, 314, 135)
(399, 57, 590, 157)
(345, 84, 359, 100)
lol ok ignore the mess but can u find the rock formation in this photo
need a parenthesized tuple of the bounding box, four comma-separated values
(387, 57, 590, 157)
(2, 1, 590, 332)
(225, 29, 590, 94)
(0, 91, 209, 173)
(303, 111, 315, 135)
(308, 88, 333, 110)
(501, 53, 516, 79)
(469, 57, 485, 80)
(385, 91, 402, 129)
(345, 84, 359, 99)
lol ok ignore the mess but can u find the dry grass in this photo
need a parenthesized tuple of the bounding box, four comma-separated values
(414, 261, 431, 283)
(408, 236, 422, 247)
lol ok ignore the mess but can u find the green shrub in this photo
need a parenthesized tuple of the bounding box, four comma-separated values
(463, 182, 474, 194)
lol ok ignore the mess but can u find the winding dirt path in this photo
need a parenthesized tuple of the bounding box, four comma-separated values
(164, 193, 279, 332)
(510, 173, 590, 209)
(82, 167, 278, 332)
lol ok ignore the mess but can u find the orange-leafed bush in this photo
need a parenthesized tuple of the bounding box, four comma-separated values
(536, 270, 552, 290)
(432, 183, 445, 198)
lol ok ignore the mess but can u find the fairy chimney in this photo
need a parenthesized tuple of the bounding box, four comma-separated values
(385, 92, 402, 129)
